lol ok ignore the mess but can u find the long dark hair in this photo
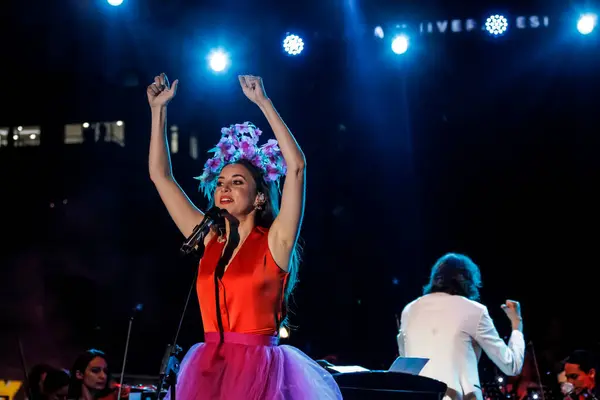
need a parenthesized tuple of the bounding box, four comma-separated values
(28, 364, 54, 400)
(423, 253, 482, 300)
(43, 368, 70, 395)
(210, 159, 301, 325)
(68, 349, 111, 400)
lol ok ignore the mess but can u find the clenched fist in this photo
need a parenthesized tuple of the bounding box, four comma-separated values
(147, 73, 179, 108)
(238, 75, 268, 105)
(501, 300, 523, 331)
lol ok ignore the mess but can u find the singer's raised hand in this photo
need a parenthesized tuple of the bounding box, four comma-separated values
(239, 75, 268, 106)
(147, 73, 179, 108)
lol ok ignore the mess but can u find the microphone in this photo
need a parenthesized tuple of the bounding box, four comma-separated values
(130, 303, 143, 318)
(180, 207, 223, 255)
(561, 382, 574, 396)
(560, 383, 597, 400)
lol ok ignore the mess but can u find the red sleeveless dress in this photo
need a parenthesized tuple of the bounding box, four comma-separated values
(165, 226, 342, 400)
(196, 226, 288, 336)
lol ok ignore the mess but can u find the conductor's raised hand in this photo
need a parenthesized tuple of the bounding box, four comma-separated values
(147, 73, 179, 108)
(501, 300, 523, 331)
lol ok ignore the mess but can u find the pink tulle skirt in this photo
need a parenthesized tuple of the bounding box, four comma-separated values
(165, 332, 342, 400)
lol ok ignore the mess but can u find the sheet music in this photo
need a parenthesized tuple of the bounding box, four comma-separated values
(389, 357, 429, 374)
(327, 365, 370, 373)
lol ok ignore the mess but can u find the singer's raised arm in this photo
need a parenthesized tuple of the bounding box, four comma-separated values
(239, 75, 306, 272)
(148, 73, 204, 238)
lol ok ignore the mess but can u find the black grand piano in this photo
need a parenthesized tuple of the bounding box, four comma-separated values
(331, 370, 447, 399)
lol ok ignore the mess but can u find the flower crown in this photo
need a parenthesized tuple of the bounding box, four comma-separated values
(195, 122, 287, 199)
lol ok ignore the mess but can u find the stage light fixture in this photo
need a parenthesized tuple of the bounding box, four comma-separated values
(391, 34, 409, 54)
(208, 49, 229, 72)
(485, 14, 508, 35)
(283, 34, 304, 55)
(577, 13, 597, 34)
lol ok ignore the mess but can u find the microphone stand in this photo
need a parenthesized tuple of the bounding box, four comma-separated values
(17, 336, 33, 400)
(117, 304, 143, 399)
(528, 341, 546, 400)
(156, 221, 213, 400)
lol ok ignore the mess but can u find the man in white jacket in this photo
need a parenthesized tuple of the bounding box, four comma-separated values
(397, 253, 525, 400)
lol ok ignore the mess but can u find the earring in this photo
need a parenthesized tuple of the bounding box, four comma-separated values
(255, 192, 265, 210)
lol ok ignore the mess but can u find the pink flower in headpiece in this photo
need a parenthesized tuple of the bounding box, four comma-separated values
(236, 122, 250, 134)
(216, 137, 236, 160)
(222, 125, 240, 146)
(265, 164, 281, 182)
(248, 125, 262, 144)
(206, 157, 222, 173)
(261, 139, 280, 157)
(250, 154, 264, 169)
(246, 122, 262, 146)
(239, 136, 256, 159)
